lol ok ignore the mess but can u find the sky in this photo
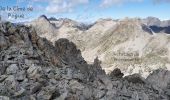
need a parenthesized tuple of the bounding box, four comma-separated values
(0, 0, 170, 22)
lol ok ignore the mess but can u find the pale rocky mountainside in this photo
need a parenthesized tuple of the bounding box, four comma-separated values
(2, 21, 170, 100)
(26, 16, 170, 78)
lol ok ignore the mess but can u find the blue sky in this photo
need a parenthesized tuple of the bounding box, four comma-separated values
(0, 0, 170, 22)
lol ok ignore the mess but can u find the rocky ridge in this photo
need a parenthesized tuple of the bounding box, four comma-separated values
(1, 21, 170, 100)
(27, 16, 170, 78)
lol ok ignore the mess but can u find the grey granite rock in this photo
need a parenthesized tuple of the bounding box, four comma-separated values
(0, 22, 170, 100)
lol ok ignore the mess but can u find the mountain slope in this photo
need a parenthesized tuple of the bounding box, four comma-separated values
(26, 16, 170, 78)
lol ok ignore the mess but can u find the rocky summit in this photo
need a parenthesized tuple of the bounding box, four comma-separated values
(1, 21, 170, 100)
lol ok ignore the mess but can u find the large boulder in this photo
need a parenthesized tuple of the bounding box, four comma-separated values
(109, 68, 124, 78)
(124, 73, 145, 84)
(146, 69, 170, 89)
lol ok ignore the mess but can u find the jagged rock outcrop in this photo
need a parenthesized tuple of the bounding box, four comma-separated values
(2, 21, 170, 99)
(0, 22, 98, 99)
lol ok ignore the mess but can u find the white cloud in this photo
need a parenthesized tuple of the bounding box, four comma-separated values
(45, 0, 89, 14)
(46, 0, 72, 13)
(23, 0, 89, 14)
(100, 0, 143, 8)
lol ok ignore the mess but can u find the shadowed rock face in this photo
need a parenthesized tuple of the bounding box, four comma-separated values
(1, 22, 170, 100)
(149, 26, 170, 34)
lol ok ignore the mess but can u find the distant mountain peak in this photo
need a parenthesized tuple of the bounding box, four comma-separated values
(38, 15, 48, 21)
(96, 18, 114, 23)
(48, 17, 58, 21)
(146, 16, 160, 21)
(58, 18, 72, 21)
